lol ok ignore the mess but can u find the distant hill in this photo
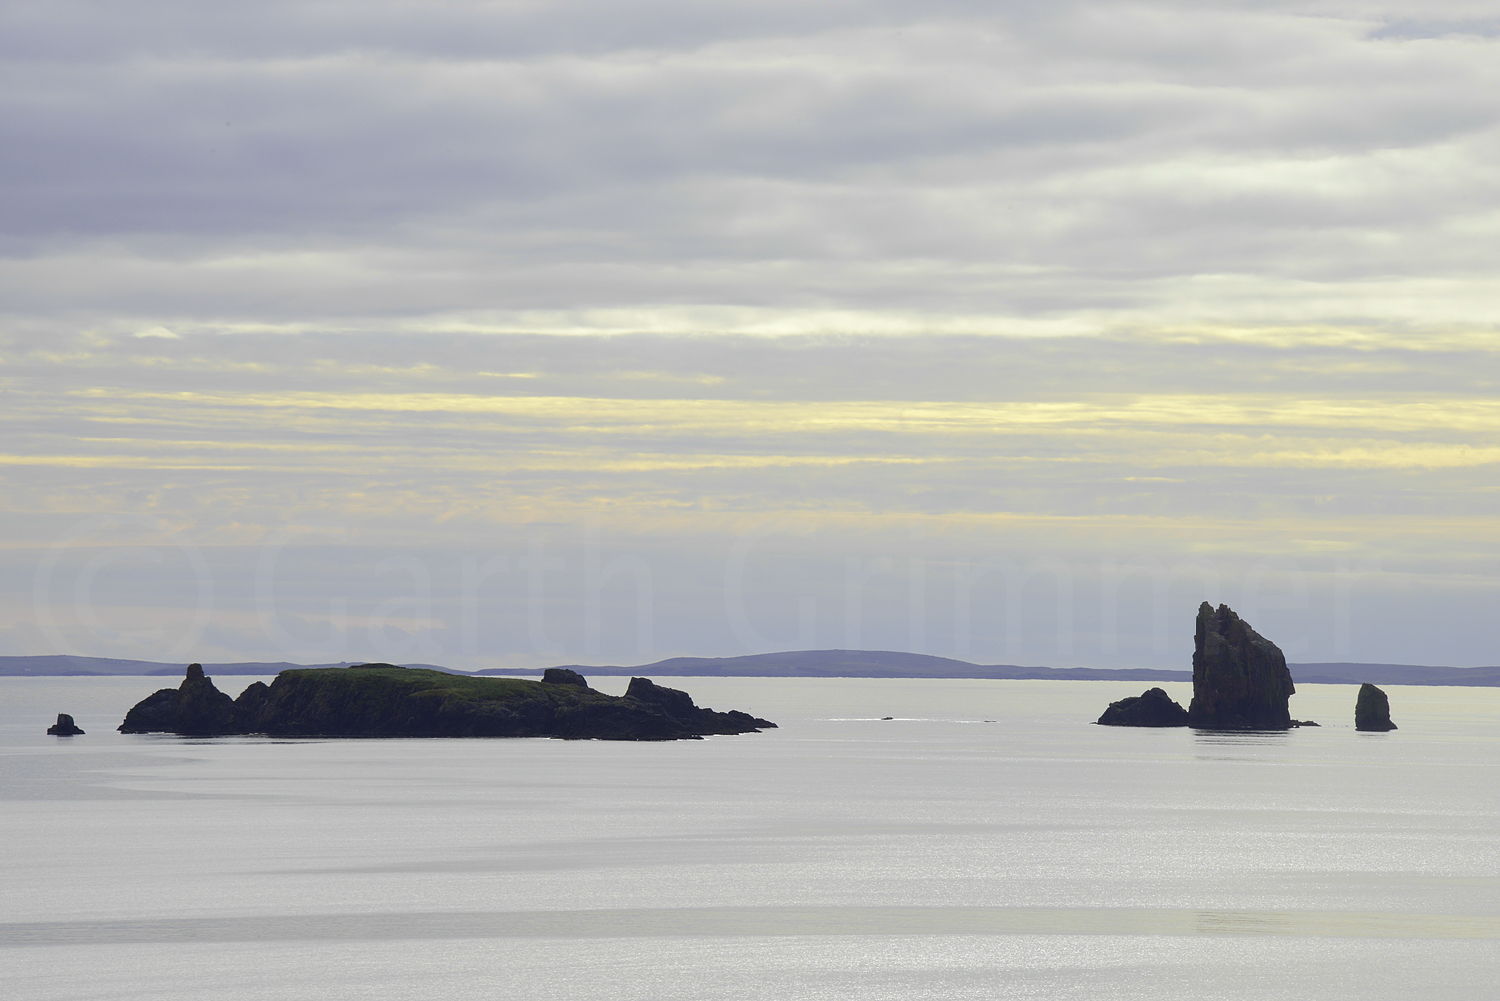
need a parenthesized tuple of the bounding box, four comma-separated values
(1288, 662, 1500, 686)
(481, 649, 1500, 686)
(0, 655, 456, 677)
(5, 650, 1498, 686)
(473, 650, 1190, 682)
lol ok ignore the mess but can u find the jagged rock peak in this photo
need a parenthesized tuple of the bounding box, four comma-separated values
(118, 662, 246, 735)
(1096, 688, 1189, 727)
(542, 668, 589, 688)
(1187, 602, 1296, 730)
(1355, 683, 1398, 731)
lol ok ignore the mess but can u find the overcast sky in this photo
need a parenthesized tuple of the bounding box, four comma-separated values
(4, 1, 1499, 670)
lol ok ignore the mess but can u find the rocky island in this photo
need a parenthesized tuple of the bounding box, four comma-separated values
(1099, 602, 1305, 730)
(47, 713, 85, 735)
(119, 664, 776, 741)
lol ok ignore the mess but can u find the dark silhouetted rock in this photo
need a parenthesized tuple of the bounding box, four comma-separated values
(542, 668, 589, 687)
(119, 664, 775, 741)
(118, 663, 247, 735)
(623, 677, 777, 736)
(1355, 683, 1397, 731)
(234, 681, 271, 719)
(47, 713, 85, 735)
(625, 676, 697, 715)
(1187, 603, 1296, 730)
(1096, 688, 1189, 727)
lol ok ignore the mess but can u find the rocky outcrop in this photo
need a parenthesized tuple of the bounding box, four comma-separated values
(1096, 688, 1189, 727)
(542, 668, 589, 687)
(1354, 683, 1397, 731)
(1187, 603, 1296, 730)
(119, 664, 776, 741)
(623, 676, 777, 736)
(118, 663, 248, 735)
(46, 713, 85, 735)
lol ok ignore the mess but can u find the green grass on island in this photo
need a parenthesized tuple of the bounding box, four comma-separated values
(274, 665, 614, 705)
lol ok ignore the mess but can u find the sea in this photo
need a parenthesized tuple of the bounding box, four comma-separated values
(2, 675, 1497, 1000)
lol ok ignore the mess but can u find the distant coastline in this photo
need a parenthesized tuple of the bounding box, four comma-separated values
(5, 650, 1499, 686)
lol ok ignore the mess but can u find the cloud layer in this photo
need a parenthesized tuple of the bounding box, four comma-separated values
(4, 2, 1500, 669)
(5, 331, 1498, 668)
(5, 1, 1500, 335)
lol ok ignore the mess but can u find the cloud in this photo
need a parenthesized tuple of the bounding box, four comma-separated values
(4, 1, 1500, 336)
(1369, 18, 1500, 40)
(3, 326, 1497, 667)
(5, 4, 1500, 668)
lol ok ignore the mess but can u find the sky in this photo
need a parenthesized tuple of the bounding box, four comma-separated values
(3, 1, 1499, 670)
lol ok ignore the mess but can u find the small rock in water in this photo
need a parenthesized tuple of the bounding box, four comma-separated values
(47, 713, 85, 736)
(1354, 683, 1397, 731)
(1096, 688, 1189, 727)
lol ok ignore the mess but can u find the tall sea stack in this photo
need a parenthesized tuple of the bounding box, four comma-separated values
(1187, 602, 1295, 730)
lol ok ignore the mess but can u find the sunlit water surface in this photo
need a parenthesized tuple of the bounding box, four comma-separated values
(3, 676, 1497, 999)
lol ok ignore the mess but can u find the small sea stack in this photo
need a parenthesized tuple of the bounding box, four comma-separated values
(47, 713, 85, 735)
(1187, 602, 1297, 730)
(1096, 688, 1189, 727)
(1354, 683, 1397, 731)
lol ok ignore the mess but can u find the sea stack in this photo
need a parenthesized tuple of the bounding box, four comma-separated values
(1187, 602, 1295, 730)
(118, 663, 248, 735)
(1354, 683, 1397, 731)
(1096, 688, 1189, 727)
(47, 713, 85, 735)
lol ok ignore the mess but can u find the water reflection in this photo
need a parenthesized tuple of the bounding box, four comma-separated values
(1190, 727, 1293, 760)
(1191, 729, 1291, 746)
(8, 906, 1499, 944)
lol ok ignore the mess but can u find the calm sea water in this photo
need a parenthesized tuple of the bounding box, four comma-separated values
(2, 675, 1497, 999)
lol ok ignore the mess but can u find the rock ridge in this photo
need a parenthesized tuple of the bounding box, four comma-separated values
(119, 664, 776, 741)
